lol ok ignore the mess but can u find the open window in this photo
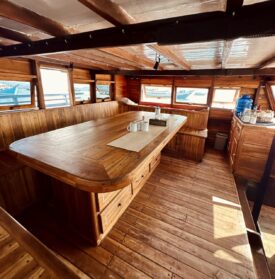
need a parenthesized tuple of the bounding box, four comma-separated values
(74, 83, 91, 103)
(96, 82, 113, 102)
(141, 84, 172, 105)
(271, 85, 275, 99)
(0, 80, 34, 110)
(211, 88, 239, 109)
(40, 67, 71, 108)
(175, 87, 208, 105)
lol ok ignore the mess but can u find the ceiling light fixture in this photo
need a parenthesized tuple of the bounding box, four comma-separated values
(153, 53, 161, 70)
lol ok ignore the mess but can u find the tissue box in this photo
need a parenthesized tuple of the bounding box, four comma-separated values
(149, 119, 167, 126)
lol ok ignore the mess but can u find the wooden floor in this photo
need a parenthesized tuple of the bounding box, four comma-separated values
(259, 205, 275, 278)
(19, 150, 256, 279)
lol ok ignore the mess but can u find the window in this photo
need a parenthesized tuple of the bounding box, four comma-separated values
(0, 80, 32, 108)
(74, 83, 91, 103)
(271, 85, 275, 99)
(96, 83, 111, 101)
(40, 67, 71, 108)
(141, 85, 172, 104)
(212, 88, 239, 109)
(175, 87, 208, 105)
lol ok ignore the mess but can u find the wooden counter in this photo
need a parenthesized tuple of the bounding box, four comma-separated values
(9, 111, 186, 244)
(228, 115, 275, 182)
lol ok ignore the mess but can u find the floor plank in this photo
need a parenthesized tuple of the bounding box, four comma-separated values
(19, 149, 256, 279)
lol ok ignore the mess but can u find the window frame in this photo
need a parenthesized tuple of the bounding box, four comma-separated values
(266, 82, 275, 111)
(95, 80, 114, 103)
(73, 80, 94, 105)
(140, 84, 173, 106)
(0, 77, 35, 111)
(211, 87, 240, 110)
(173, 86, 209, 106)
(39, 64, 73, 109)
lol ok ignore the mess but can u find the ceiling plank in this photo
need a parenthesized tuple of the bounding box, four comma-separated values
(1, 1, 274, 58)
(0, 26, 32, 43)
(0, 0, 70, 36)
(74, 50, 140, 70)
(100, 47, 157, 69)
(78, 0, 190, 70)
(147, 44, 190, 70)
(42, 53, 117, 70)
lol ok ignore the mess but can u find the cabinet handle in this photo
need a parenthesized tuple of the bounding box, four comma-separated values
(118, 203, 122, 207)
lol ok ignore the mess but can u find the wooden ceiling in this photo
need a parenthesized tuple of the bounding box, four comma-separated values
(0, 0, 274, 71)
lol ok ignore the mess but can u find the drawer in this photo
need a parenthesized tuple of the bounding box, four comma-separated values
(99, 184, 132, 233)
(132, 164, 150, 194)
(97, 188, 122, 212)
(150, 153, 161, 171)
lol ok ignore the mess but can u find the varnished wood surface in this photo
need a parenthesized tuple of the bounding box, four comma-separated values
(0, 207, 89, 279)
(0, 101, 120, 151)
(9, 111, 186, 192)
(19, 150, 256, 279)
(229, 115, 275, 182)
(259, 205, 275, 278)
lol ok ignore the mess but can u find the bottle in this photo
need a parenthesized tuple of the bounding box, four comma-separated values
(155, 106, 161, 119)
(236, 95, 253, 115)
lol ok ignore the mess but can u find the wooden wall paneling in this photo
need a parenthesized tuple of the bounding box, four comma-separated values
(126, 77, 140, 103)
(0, 58, 32, 76)
(0, 101, 120, 151)
(115, 75, 127, 100)
(73, 68, 92, 81)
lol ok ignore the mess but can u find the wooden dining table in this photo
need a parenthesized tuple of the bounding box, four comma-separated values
(9, 111, 187, 244)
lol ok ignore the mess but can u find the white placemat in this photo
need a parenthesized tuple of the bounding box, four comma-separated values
(107, 125, 167, 152)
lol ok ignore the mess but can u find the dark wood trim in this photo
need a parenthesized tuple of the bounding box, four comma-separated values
(0, 26, 32, 43)
(92, 68, 275, 77)
(1, 1, 274, 57)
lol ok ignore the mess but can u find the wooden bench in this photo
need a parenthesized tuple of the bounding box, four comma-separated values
(122, 104, 209, 162)
(0, 207, 88, 279)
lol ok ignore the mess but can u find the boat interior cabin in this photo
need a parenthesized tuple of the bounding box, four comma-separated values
(0, 0, 275, 278)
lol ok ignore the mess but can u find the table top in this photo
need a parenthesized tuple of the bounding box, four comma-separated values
(9, 111, 186, 193)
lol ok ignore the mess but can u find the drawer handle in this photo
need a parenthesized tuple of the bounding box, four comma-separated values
(141, 175, 144, 178)
(118, 203, 122, 207)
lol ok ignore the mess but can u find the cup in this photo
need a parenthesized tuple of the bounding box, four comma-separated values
(127, 121, 138, 132)
(141, 121, 149, 132)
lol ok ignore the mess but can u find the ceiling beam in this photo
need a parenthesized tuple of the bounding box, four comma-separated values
(100, 47, 160, 69)
(91, 67, 275, 77)
(0, 26, 32, 43)
(78, 0, 135, 26)
(226, 0, 244, 14)
(78, 0, 190, 69)
(259, 56, 275, 69)
(0, 1, 274, 58)
(0, 0, 70, 36)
